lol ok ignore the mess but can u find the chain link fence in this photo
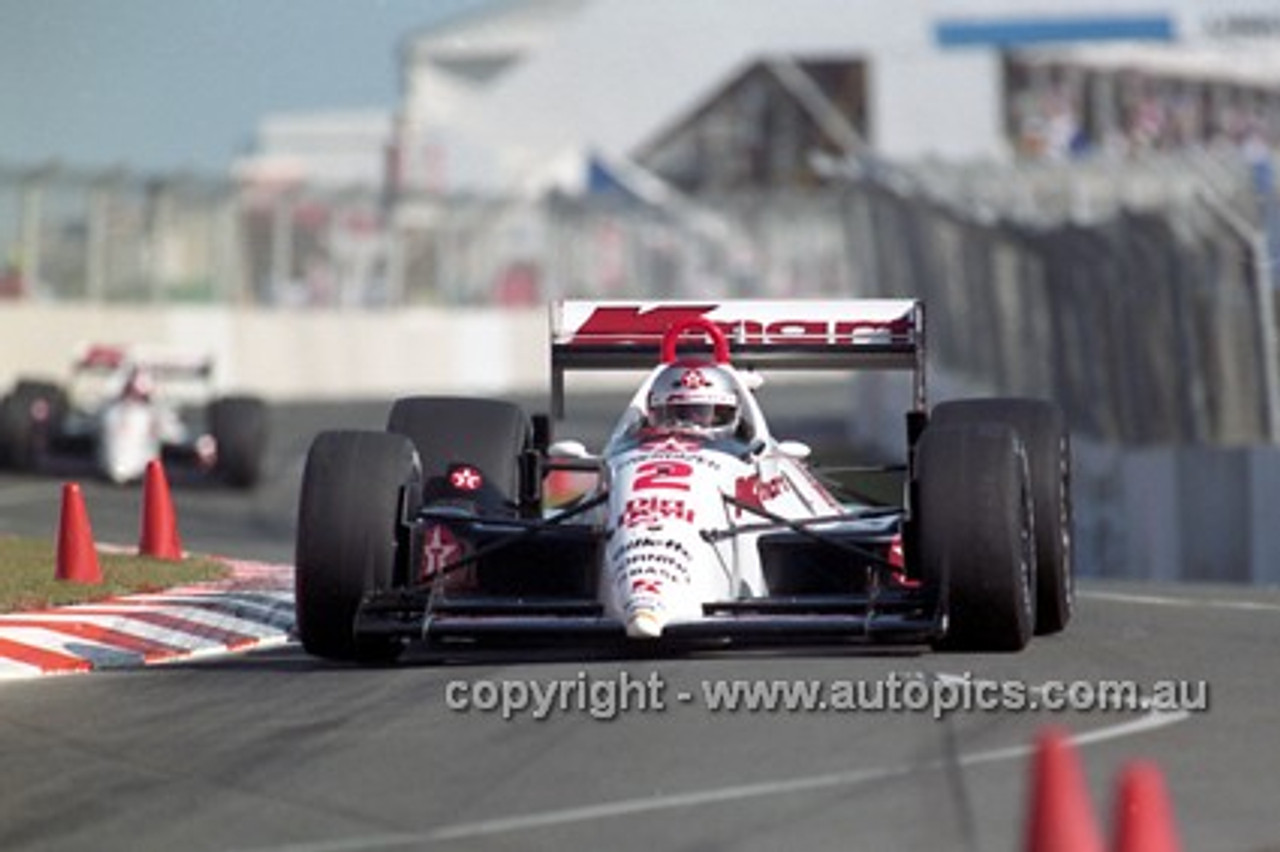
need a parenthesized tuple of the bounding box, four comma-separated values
(840, 181, 1274, 445)
(2, 153, 1276, 446)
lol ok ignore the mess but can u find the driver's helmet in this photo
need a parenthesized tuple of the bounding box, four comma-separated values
(646, 362, 741, 440)
(122, 366, 154, 402)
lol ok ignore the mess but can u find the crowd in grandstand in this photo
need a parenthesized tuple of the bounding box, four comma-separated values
(1006, 47, 1280, 160)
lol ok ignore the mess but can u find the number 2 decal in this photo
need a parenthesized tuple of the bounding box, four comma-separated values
(633, 459, 693, 491)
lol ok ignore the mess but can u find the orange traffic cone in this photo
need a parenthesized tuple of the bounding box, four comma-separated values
(1024, 727, 1106, 852)
(1112, 761, 1182, 852)
(139, 459, 183, 560)
(56, 482, 102, 584)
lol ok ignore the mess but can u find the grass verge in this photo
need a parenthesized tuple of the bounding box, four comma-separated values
(0, 535, 229, 613)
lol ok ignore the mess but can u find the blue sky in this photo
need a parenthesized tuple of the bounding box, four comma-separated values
(0, 0, 489, 175)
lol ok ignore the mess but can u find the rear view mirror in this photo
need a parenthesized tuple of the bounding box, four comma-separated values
(548, 439, 590, 458)
(778, 440, 812, 460)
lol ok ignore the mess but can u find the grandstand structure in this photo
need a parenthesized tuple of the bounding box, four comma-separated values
(10, 0, 1280, 309)
(383, 0, 1280, 196)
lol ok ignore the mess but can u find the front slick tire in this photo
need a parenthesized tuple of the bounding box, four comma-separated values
(917, 422, 1035, 652)
(295, 430, 419, 663)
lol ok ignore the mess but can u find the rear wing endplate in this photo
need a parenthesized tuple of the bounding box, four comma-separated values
(549, 300, 926, 418)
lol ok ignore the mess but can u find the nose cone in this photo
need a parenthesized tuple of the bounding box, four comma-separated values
(103, 459, 137, 485)
(99, 440, 150, 484)
(626, 608, 665, 639)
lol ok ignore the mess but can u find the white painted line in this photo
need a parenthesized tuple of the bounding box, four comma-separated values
(425, 709, 1189, 844)
(1080, 589, 1280, 613)
(225, 708, 1189, 852)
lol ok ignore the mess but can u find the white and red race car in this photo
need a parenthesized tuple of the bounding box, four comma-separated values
(0, 344, 267, 487)
(295, 299, 1073, 662)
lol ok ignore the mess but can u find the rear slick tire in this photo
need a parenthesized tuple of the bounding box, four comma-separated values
(387, 396, 530, 513)
(932, 398, 1073, 634)
(209, 395, 268, 488)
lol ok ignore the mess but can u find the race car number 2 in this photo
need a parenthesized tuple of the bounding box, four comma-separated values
(632, 459, 693, 491)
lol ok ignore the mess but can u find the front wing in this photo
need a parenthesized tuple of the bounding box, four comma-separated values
(353, 589, 944, 650)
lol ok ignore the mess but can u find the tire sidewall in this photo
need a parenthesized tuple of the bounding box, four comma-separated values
(209, 396, 268, 488)
(932, 398, 1073, 634)
(295, 430, 420, 661)
(917, 422, 1036, 651)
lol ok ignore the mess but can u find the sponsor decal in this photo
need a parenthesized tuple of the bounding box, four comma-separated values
(566, 305, 913, 347)
(630, 577, 662, 596)
(607, 536, 693, 563)
(622, 496, 696, 528)
(448, 464, 484, 492)
(420, 523, 475, 588)
(618, 439, 721, 471)
(638, 435, 702, 454)
(679, 368, 712, 389)
(608, 530, 696, 601)
(619, 557, 689, 582)
(889, 535, 905, 570)
(732, 473, 790, 516)
(631, 459, 693, 492)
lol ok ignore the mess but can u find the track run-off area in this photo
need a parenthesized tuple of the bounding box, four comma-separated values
(1, 392, 1278, 852)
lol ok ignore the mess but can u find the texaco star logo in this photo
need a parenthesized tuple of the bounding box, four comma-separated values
(449, 465, 483, 491)
(421, 523, 463, 579)
(641, 435, 701, 453)
(679, 368, 711, 389)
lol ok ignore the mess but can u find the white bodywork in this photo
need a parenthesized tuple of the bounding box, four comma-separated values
(596, 362, 848, 638)
(549, 298, 924, 639)
(96, 400, 164, 484)
(63, 344, 214, 484)
(95, 399, 187, 484)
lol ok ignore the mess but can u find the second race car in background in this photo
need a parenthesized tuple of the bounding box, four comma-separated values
(0, 344, 268, 488)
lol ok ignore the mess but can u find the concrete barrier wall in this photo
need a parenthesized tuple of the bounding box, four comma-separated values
(0, 304, 552, 400)
(847, 365, 1280, 586)
(1074, 440, 1280, 586)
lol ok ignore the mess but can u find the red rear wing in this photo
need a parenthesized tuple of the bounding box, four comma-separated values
(549, 300, 926, 417)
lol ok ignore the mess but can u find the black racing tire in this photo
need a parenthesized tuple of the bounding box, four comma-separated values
(0, 380, 67, 470)
(0, 394, 27, 469)
(387, 396, 530, 512)
(917, 422, 1036, 652)
(209, 395, 268, 488)
(932, 398, 1073, 634)
(295, 430, 420, 663)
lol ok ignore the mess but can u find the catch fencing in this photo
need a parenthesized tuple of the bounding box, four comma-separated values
(5, 152, 1280, 581)
(1, 152, 1276, 447)
(840, 181, 1273, 445)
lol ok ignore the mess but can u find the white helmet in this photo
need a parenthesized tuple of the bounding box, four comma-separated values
(646, 363, 741, 440)
(122, 366, 154, 401)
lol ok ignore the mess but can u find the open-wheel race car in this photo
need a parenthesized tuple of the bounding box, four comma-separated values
(0, 344, 268, 487)
(295, 299, 1073, 663)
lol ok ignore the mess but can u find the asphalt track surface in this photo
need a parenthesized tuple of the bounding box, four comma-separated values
(1, 388, 1278, 852)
